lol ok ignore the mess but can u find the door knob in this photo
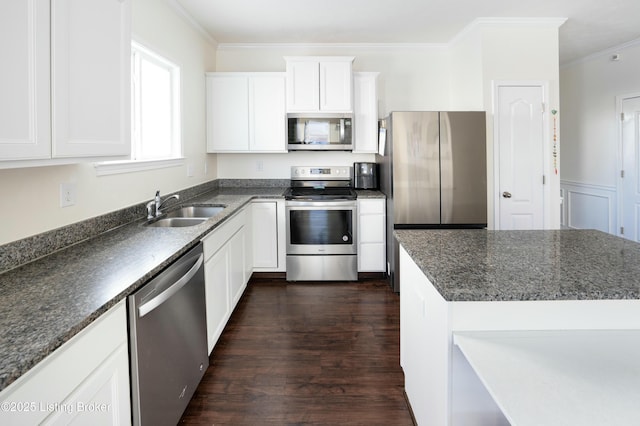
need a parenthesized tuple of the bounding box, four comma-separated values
(502, 191, 512, 198)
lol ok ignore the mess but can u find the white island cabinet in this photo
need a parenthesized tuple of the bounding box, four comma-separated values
(399, 243, 640, 426)
(0, 0, 131, 168)
(0, 301, 131, 425)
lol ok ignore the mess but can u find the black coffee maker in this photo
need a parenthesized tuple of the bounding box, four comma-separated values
(353, 162, 379, 189)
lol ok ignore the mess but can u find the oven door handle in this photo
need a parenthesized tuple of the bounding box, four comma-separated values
(138, 252, 204, 318)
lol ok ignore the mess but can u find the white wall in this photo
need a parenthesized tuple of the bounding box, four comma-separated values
(214, 44, 454, 178)
(0, 0, 217, 245)
(0, 15, 564, 245)
(560, 39, 640, 234)
(477, 23, 562, 229)
(214, 22, 562, 229)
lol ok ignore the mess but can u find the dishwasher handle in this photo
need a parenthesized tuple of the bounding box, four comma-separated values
(138, 252, 204, 318)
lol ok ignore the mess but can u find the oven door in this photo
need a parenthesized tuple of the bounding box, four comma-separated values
(285, 200, 357, 255)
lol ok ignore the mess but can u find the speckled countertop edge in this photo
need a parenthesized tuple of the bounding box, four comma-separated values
(0, 185, 287, 392)
(394, 229, 640, 303)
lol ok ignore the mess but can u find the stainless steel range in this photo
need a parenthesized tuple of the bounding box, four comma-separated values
(284, 166, 358, 281)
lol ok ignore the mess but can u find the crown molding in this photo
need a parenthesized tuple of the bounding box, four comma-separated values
(450, 17, 568, 46)
(561, 36, 640, 68)
(216, 42, 447, 51)
(165, 0, 219, 46)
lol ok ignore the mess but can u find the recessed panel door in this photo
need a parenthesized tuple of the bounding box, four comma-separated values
(621, 96, 640, 241)
(496, 85, 545, 230)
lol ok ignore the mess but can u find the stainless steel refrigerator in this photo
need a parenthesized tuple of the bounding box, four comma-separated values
(378, 111, 487, 292)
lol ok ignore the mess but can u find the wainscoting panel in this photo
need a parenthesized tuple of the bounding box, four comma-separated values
(560, 181, 617, 234)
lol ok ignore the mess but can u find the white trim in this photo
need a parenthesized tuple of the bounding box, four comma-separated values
(492, 80, 550, 230)
(450, 17, 567, 47)
(164, 0, 218, 46)
(616, 93, 640, 238)
(561, 180, 616, 234)
(561, 37, 640, 69)
(216, 42, 447, 52)
(94, 157, 185, 176)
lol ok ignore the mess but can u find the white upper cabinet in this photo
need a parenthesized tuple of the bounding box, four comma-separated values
(285, 56, 354, 113)
(353, 72, 379, 153)
(51, 0, 131, 159)
(206, 72, 286, 153)
(0, 0, 131, 168)
(0, 0, 51, 161)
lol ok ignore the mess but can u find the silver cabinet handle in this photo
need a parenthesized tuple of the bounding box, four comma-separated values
(502, 191, 512, 198)
(138, 253, 204, 318)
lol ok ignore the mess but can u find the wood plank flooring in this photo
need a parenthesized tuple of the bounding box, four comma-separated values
(180, 277, 414, 425)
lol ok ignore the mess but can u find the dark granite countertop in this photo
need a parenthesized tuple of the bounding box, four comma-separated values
(0, 186, 286, 392)
(354, 189, 385, 199)
(394, 229, 640, 302)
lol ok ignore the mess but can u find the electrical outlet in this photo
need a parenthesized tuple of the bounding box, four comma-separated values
(256, 160, 264, 172)
(60, 182, 77, 208)
(187, 163, 194, 177)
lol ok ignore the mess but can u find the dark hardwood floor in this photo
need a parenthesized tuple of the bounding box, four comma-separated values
(180, 276, 414, 425)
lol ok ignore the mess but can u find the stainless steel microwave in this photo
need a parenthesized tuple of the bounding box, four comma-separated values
(287, 113, 353, 151)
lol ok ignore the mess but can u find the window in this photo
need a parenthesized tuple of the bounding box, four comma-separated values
(95, 42, 182, 175)
(131, 42, 181, 160)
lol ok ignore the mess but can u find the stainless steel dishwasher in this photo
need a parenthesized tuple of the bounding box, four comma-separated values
(128, 242, 208, 426)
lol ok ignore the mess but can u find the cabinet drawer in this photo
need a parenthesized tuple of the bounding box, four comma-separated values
(358, 199, 385, 215)
(203, 208, 246, 261)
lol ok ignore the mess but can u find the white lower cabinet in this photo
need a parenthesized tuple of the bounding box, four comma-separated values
(0, 301, 131, 426)
(357, 198, 386, 272)
(202, 207, 250, 354)
(251, 200, 284, 271)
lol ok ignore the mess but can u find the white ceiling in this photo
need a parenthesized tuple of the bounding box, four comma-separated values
(174, 0, 640, 64)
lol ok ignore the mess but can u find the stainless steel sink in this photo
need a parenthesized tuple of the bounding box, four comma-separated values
(145, 204, 225, 227)
(165, 205, 225, 218)
(146, 217, 208, 228)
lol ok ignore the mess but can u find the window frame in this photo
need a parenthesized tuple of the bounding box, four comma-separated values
(95, 40, 183, 176)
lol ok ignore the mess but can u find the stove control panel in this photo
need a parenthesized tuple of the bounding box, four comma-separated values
(290, 166, 352, 180)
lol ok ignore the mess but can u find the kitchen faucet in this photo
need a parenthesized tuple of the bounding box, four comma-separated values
(146, 190, 180, 219)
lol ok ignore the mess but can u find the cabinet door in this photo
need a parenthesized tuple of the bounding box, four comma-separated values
(51, 0, 131, 158)
(252, 201, 279, 269)
(204, 246, 230, 354)
(358, 199, 386, 272)
(43, 344, 130, 425)
(206, 74, 250, 152)
(0, 302, 130, 425)
(353, 72, 379, 153)
(285, 59, 319, 112)
(0, 0, 51, 161)
(229, 229, 246, 309)
(320, 60, 353, 112)
(249, 74, 286, 152)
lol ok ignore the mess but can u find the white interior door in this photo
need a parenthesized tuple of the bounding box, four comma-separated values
(495, 85, 545, 230)
(621, 96, 640, 241)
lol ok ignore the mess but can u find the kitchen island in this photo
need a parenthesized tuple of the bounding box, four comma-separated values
(395, 229, 640, 426)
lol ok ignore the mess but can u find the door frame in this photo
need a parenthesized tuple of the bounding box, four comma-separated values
(491, 80, 551, 230)
(616, 92, 640, 238)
